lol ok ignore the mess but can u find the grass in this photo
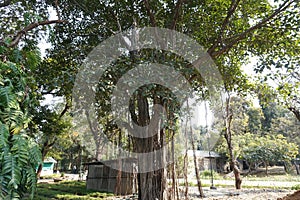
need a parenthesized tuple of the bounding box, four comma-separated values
(242, 174, 300, 182)
(24, 181, 114, 200)
(177, 166, 300, 190)
(25, 167, 299, 199)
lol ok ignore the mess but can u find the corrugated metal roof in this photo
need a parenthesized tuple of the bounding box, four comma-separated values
(186, 150, 220, 158)
(44, 157, 57, 163)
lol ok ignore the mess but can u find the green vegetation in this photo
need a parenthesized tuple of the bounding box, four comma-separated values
(200, 170, 222, 180)
(291, 184, 300, 191)
(0, 61, 42, 199)
(24, 181, 113, 200)
(217, 133, 298, 174)
(0, 0, 299, 199)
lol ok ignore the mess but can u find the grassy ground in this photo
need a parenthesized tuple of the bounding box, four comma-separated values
(201, 166, 300, 182)
(24, 181, 114, 200)
(25, 167, 299, 199)
(241, 166, 300, 182)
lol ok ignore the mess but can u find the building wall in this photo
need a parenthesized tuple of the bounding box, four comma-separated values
(40, 162, 55, 176)
(187, 157, 218, 178)
(86, 163, 136, 195)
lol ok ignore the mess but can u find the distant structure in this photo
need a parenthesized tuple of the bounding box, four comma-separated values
(186, 150, 221, 176)
(40, 157, 57, 176)
(86, 158, 137, 195)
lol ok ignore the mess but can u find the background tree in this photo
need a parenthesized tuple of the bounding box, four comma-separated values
(29, 105, 72, 177)
(47, 0, 300, 196)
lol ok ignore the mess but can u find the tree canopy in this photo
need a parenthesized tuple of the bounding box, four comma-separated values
(0, 0, 299, 199)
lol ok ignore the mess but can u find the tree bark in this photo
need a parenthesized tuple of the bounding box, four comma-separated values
(183, 123, 189, 200)
(230, 161, 242, 189)
(132, 91, 167, 200)
(191, 135, 204, 197)
(288, 107, 300, 122)
(265, 161, 269, 176)
(294, 161, 300, 175)
(223, 93, 242, 189)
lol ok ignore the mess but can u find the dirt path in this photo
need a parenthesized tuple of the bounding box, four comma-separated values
(111, 188, 294, 200)
(200, 179, 299, 188)
(188, 187, 293, 200)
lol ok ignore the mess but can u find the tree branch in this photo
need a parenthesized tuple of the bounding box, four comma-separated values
(55, 0, 61, 20)
(170, 0, 186, 30)
(59, 100, 71, 119)
(143, 0, 157, 26)
(209, 0, 295, 58)
(288, 106, 300, 122)
(207, 0, 241, 55)
(0, 0, 11, 8)
(7, 19, 67, 47)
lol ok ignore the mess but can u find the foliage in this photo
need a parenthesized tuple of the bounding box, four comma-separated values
(291, 184, 300, 190)
(217, 132, 298, 169)
(0, 61, 41, 199)
(1, 0, 299, 198)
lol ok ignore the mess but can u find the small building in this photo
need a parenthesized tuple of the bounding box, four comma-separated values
(186, 150, 221, 177)
(86, 158, 137, 195)
(40, 157, 57, 176)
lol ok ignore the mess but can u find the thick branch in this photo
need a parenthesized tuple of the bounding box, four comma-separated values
(207, 0, 241, 55)
(143, 0, 157, 26)
(209, 0, 295, 58)
(0, 0, 11, 8)
(85, 109, 99, 137)
(170, 0, 186, 30)
(7, 19, 67, 47)
(288, 106, 300, 122)
(59, 100, 71, 119)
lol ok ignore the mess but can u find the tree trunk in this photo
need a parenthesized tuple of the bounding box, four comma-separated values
(191, 139, 204, 197)
(183, 136, 189, 199)
(223, 93, 242, 189)
(36, 164, 43, 178)
(294, 161, 300, 175)
(265, 162, 269, 176)
(170, 136, 178, 200)
(132, 92, 167, 200)
(135, 134, 166, 200)
(189, 102, 204, 197)
(137, 169, 165, 199)
(230, 161, 242, 189)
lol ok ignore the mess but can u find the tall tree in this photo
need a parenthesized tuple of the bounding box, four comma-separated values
(49, 0, 299, 197)
(1, 0, 298, 199)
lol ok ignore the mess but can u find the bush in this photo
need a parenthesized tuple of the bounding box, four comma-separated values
(291, 184, 300, 190)
(200, 170, 220, 179)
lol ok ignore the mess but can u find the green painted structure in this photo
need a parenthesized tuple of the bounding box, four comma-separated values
(41, 157, 57, 176)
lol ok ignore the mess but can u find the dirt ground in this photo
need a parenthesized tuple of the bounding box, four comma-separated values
(278, 190, 300, 200)
(188, 188, 295, 200)
(112, 188, 297, 200)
